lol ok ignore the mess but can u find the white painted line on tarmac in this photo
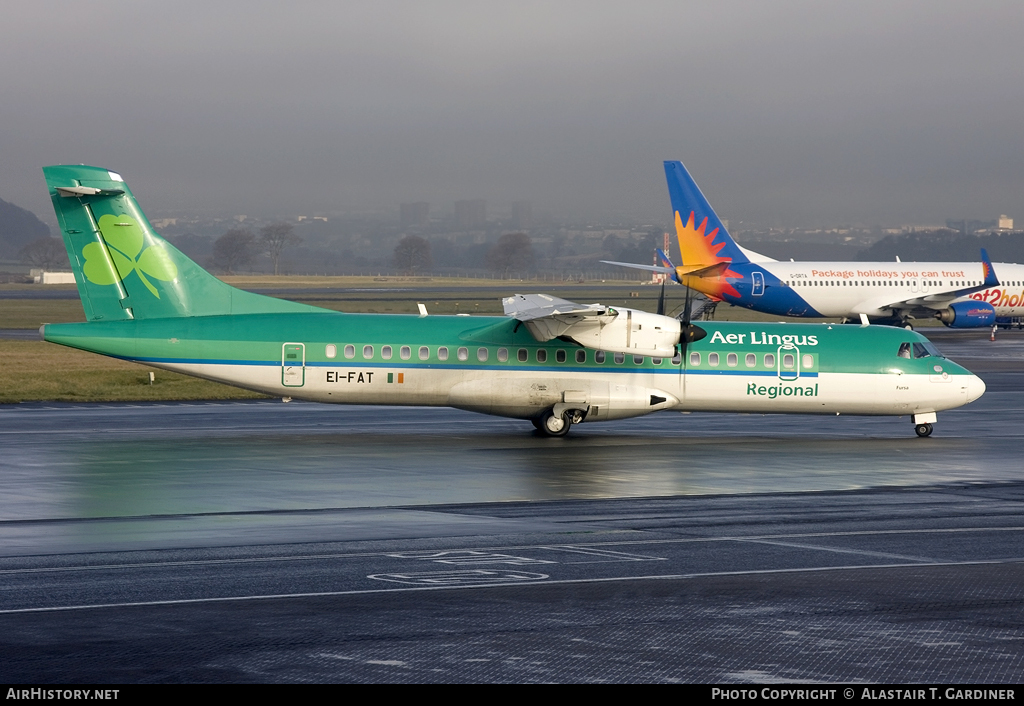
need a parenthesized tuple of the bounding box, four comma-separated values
(736, 538, 937, 564)
(0, 526, 1022, 575)
(1, 557, 1022, 616)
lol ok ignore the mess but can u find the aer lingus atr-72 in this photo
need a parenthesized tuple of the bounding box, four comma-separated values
(605, 161, 1023, 329)
(40, 165, 984, 437)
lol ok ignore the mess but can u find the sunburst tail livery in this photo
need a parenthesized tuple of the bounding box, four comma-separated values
(40, 165, 984, 438)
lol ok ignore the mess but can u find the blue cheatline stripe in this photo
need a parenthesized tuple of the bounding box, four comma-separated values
(127, 355, 819, 378)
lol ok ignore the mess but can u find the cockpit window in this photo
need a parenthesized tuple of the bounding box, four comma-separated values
(913, 342, 943, 359)
(897, 342, 912, 359)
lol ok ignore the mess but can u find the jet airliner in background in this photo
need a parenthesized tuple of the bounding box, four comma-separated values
(605, 161, 1024, 329)
(39, 165, 984, 438)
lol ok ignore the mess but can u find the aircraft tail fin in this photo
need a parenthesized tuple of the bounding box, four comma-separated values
(981, 248, 1000, 288)
(664, 161, 749, 267)
(43, 165, 323, 321)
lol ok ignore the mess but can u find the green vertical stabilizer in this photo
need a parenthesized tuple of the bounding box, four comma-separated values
(44, 165, 326, 321)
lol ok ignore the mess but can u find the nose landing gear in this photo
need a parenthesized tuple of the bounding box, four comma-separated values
(912, 412, 936, 438)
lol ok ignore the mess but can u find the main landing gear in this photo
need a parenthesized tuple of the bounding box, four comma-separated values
(915, 423, 933, 438)
(534, 408, 587, 437)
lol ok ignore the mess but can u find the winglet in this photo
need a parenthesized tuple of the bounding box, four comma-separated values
(981, 248, 1000, 288)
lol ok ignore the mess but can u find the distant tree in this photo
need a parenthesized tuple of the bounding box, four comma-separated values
(601, 233, 621, 254)
(260, 223, 301, 276)
(393, 235, 432, 273)
(487, 232, 534, 278)
(19, 237, 68, 270)
(212, 228, 256, 274)
(549, 232, 566, 260)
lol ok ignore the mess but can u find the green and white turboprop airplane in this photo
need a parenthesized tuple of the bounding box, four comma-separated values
(41, 165, 985, 438)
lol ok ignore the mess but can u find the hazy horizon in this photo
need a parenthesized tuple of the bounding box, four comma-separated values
(3, 1, 1023, 230)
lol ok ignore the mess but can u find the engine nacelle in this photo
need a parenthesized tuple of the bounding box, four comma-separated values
(936, 300, 996, 328)
(562, 307, 681, 357)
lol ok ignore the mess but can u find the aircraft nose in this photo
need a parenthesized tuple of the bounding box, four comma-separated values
(965, 374, 986, 404)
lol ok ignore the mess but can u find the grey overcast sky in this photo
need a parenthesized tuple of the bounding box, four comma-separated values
(2, 1, 1023, 227)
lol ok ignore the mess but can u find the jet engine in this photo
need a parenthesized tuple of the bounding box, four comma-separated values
(935, 300, 996, 328)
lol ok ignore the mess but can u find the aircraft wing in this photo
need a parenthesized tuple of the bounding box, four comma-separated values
(502, 294, 613, 341)
(868, 249, 1001, 313)
(502, 293, 681, 356)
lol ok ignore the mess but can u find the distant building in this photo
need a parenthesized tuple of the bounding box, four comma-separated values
(945, 218, 1008, 234)
(400, 202, 429, 228)
(31, 269, 75, 284)
(454, 200, 486, 230)
(511, 201, 532, 230)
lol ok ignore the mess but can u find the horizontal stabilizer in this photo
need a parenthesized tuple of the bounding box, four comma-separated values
(599, 260, 676, 275)
(676, 262, 731, 278)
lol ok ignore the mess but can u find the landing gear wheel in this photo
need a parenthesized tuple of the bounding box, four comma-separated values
(915, 423, 933, 438)
(530, 417, 544, 431)
(539, 409, 571, 437)
(903, 321, 914, 330)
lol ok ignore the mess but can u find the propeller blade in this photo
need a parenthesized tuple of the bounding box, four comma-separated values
(677, 285, 707, 373)
(657, 280, 666, 316)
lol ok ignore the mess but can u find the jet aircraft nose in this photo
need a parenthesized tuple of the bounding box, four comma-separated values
(966, 374, 986, 404)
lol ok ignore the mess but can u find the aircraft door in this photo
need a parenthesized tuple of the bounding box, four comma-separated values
(752, 271, 765, 297)
(282, 342, 305, 387)
(777, 343, 800, 381)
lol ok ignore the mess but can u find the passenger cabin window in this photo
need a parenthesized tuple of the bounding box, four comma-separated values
(457, 347, 469, 361)
(518, 348, 528, 362)
(633, 355, 644, 365)
(690, 352, 700, 366)
(326, 344, 337, 359)
(708, 352, 719, 367)
(363, 345, 374, 359)
(556, 350, 567, 363)
(764, 353, 775, 368)
(381, 345, 392, 360)
(419, 346, 429, 360)
(537, 349, 547, 363)
(652, 357, 662, 365)
(344, 344, 355, 359)
(671, 352, 681, 365)
(576, 350, 586, 363)
(498, 348, 509, 362)
(782, 353, 795, 369)
(727, 353, 738, 367)
(477, 348, 488, 362)
(802, 354, 813, 368)
(400, 346, 411, 360)
(613, 352, 625, 364)
(595, 351, 606, 363)
(438, 347, 449, 361)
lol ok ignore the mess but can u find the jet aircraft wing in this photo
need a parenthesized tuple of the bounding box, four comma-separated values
(865, 249, 1000, 314)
